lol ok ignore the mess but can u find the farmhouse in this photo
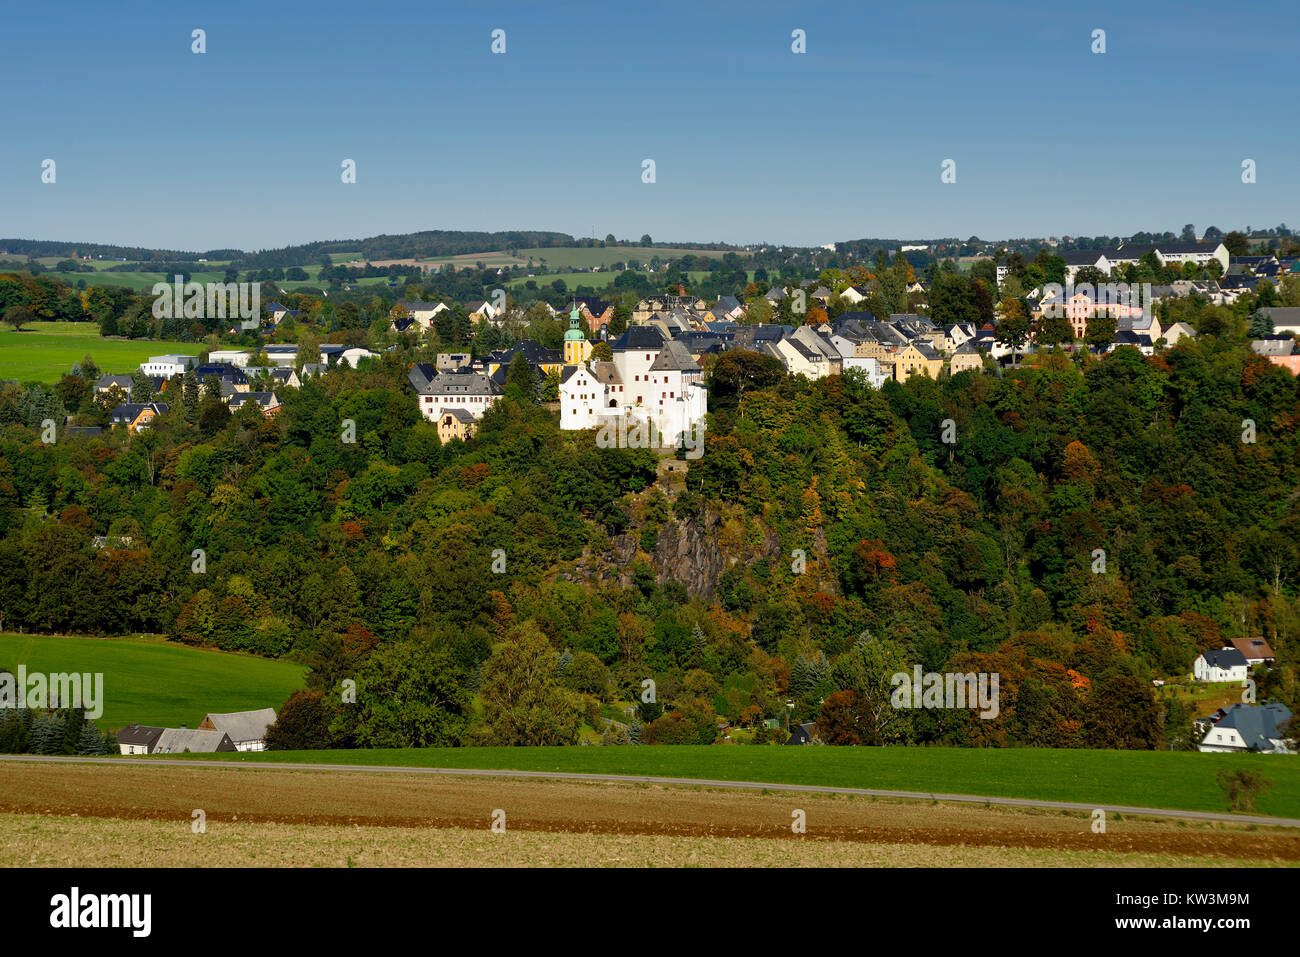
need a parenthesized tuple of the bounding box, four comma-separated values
(116, 724, 163, 755)
(153, 727, 236, 754)
(785, 722, 818, 745)
(1196, 701, 1293, 754)
(199, 708, 277, 751)
(1228, 636, 1276, 667)
(1192, 647, 1248, 682)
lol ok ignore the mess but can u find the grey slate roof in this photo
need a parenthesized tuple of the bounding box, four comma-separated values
(154, 728, 236, 754)
(1250, 337, 1296, 357)
(116, 724, 163, 749)
(1211, 702, 1293, 751)
(648, 340, 701, 372)
(229, 391, 278, 409)
(489, 340, 562, 366)
(612, 326, 668, 351)
(418, 372, 498, 397)
(1200, 647, 1248, 669)
(203, 708, 277, 744)
(110, 402, 169, 425)
(1259, 307, 1300, 328)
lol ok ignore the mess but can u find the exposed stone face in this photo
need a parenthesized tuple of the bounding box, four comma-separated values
(577, 508, 836, 600)
(651, 512, 730, 600)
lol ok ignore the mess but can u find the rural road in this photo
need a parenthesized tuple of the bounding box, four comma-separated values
(3, 753, 1298, 828)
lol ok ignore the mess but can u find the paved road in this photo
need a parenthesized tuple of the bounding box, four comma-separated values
(3, 753, 1298, 828)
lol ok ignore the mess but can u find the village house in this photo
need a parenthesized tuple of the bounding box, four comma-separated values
(93, 374, 136, 397)
(826, 334, 888, 387)
(199, 708, 277, 752)
(576, 297, 615, 333)
(484, 340, 563, 379)
(153, 727, 236, 754)
(437, 408, 477, 442)
(1256, 306, 1300, 337)
(466, 299, 501, 322)
(893, 342, 943, 382)
(228, 391, 281, 417)
(109, 402, 169, 433)
(632, 294, 708, 322)
(1196, 701, 1293, 754)
(949, 341, 986, 375)
(394, 300, 449, 330)
(269, 367, 301, 390)
(409, 366, 500, 423)
(116, 724, 163, 755)
(435, 353, 474, 373)
(1228, 636, 1276, 667)
(1193, 647, 1249, 683)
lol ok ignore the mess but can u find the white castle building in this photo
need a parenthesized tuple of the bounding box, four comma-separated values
(559, 320, 707, 449)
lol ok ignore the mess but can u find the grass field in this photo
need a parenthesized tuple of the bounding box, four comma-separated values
(27, 258, 232, 272)
(63, 270, 232, 291)
(505, 269, 742, 292)
(0, 322, 195, 383)
(0, 633, 305, 730)
(173, 744, 1300, 819)
(514, 246, 745, 269)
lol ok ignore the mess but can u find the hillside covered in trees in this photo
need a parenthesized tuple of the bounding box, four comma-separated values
(1, 337, 1297, 750)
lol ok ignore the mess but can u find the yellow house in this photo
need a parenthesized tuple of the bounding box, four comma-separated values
(110, 401, 170, 434)
(894, 343, 944, 382)
(485, 341, 564, 378)
(948, 342, 985, 375)
(437, 408, 476, 442)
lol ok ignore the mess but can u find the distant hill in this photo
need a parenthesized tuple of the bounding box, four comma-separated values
(0, 240, 242, 263)
(1, 230, 754, 271)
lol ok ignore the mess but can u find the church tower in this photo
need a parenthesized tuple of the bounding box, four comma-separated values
(563, 304, 593, 366)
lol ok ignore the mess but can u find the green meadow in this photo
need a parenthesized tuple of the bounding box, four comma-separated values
(0, 633, 305, 730)
(177, 744, 1300, 819)
(513, 245, 744, 269)
(507, 269, 750, 292)
(0, 323, 194, 383)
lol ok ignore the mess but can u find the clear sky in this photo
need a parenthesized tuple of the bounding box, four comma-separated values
(0, 0, 1294, 252)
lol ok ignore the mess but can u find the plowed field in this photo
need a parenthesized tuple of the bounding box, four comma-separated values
(1, 762, 1295, 867)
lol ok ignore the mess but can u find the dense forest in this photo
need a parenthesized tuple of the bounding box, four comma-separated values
(1, 321, 1298, 750)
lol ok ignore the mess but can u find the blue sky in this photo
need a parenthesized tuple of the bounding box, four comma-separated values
(0, 0, 1294, 251)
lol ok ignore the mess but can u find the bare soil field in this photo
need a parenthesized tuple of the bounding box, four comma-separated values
(0, 762, 1295, 867)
